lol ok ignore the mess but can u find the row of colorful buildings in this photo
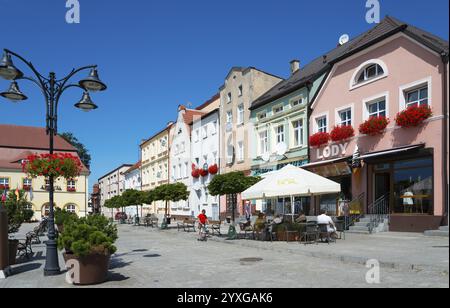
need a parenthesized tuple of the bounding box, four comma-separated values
(98, 16, 449, 232)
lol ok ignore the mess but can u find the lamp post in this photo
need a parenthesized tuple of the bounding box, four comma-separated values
(0, 49, 107, 276)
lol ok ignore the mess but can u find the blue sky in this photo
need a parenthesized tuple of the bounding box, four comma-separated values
(0, 0, 448, 188)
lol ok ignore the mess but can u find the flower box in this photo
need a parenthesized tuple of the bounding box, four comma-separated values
(359, 116, 390, 136)
(0, 185, 9, 190)
(23, 185, 32, 191)
(67, 187, 77, 192)
(22, 153, 83, 180)
(309, 132, 330, 147)
(208, 164, 219, 175)
(330, 125, 355, 142)
(395, 105, 432, 128)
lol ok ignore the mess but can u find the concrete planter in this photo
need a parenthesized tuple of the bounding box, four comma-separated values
(8, 240, 18, 266)
(64, 253, 111, 285)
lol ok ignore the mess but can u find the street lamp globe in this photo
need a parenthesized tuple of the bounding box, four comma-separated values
(0, 52, 23, 80)
(79, 68, 107, 92)
(0, 81, 28, 102)
(75, 91, 98, 112)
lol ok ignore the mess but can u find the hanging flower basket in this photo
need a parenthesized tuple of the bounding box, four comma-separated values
(22, 153, 83, 180)
(208, 164, 219, 175)
(359, 116, 390, 136)
(309, 132, 330, 148)
(199, 168, 209, 177)
(395, 105, 433, 128)
(191, 168, 200, 178)
(330, 125, 355, 142)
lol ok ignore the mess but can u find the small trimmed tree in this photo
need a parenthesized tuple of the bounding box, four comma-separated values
(121, 189, 147, 223)
(208, 172, 260, 238)
(152, 183, 189, 228)
(4, 190, 33, 234)
(103, 195, 125, 221)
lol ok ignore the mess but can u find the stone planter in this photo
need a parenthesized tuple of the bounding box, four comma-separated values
(64, 253, 111, 285)
(8, 240, 18, 266)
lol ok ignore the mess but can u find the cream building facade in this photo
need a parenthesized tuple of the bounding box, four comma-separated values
(140, 124, 171, 214)
(0, 125, 90, 220)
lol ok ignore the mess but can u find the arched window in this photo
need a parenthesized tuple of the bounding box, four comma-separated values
(351, 59, 388, 89)
(66, 204, 77, 213)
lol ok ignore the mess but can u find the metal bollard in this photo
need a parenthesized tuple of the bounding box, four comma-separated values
(0, 205, 10, 278)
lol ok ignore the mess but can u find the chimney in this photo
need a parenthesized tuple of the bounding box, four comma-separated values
(290, 60, 300, 75)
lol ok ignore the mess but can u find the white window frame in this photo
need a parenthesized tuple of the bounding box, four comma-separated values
(211, 121, 217, 135)
(399, 77, 432, 111)
(274, 124, 285, 144)
(0, 177, 9, 186)
(362, 92, 389, 121)
(237, 141, 244, 162)
(313, 112, 329, 133)
(257, 111, 267, 122)
(66, 204, 77, 213)
(67, 179, 76, 190)
(202, 126, 208, 139)
(258, 130, 269, 156)
(291, 118, 305, 148)
(237, 104, 244, 125)
(273, 104, 284, 115)
(290, 96, 304, 108)
(226, 110, 233, 124)
(335, 104, 354, 127)
(350, 59, 389, 90)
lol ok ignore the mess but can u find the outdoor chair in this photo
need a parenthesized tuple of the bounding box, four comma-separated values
(17, 233, 34, 259)
(318, 224, 334, 244)
(210, 221, 222, 236)
(334, 220, 346, 240)
(239, 221, 254, 239)
(284, 225, 300, 243)
(299, 223, 319, 245)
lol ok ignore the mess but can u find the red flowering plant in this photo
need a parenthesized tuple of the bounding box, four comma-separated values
(309, 132, 330, 148)
(359, 116, 390, 136)
(22, 153, 83, 180)
(199, 167, 209, 177)
(330, 125, 355, 142)
(395, 105, 433, 128)
(208, 164, 219, 175)
(191, 164, 200, 178)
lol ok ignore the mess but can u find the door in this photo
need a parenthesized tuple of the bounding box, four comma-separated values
(374, 173, 391, 212)
(211, 204, 219, 221)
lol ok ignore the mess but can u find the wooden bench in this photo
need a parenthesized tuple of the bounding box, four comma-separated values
(177, 219, 196, 232)
(209, 221, 222, 236)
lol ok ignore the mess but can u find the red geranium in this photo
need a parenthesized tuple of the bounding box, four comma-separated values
(208, 164, 219, 175)
(199, 168, 209, 177)
(309, 132, 330, 147)
(191, 169, 200, 178)
(359, 116, 390, 136)
(22, 153, 83, 180)
(330, 125, 355, 142)
(395, 105, 432, 128)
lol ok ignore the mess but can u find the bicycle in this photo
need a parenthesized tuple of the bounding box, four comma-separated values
(198, 223, 209, 242)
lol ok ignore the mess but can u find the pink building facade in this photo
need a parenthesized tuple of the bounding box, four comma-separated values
(308, 31, 448, 232)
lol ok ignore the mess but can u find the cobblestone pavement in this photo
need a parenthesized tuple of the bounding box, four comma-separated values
(0, 224, 448, 288)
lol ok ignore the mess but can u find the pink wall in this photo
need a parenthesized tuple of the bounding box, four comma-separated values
(310, 35, 446, 216)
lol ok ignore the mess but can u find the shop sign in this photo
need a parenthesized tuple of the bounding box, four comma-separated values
(251, 159, 308, 177)
(316, 142, 349, 160)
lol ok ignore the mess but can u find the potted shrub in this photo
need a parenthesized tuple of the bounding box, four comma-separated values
(359, 116, 390, 136)
(58, 214, 118, 285)
(55, 208, 77, 233)
(395, 105, 433, 128)
(330, 125, 355, 142)
(309, 132, 330, 147)
(4, 190, 31, 265)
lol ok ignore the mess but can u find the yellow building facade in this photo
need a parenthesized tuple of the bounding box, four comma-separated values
(140, 123, 172, 214)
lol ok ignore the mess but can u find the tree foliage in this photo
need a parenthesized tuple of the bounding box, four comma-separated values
(103, 195, 125, 209)
(60, 132, 92, 168)
(4, 190, 33, 234)
(207, 171, 261, 196)
(152, 183, 189, 202)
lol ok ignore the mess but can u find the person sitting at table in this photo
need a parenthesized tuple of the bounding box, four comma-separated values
(295, 211, 307, 223)
(317, 210, 338, 240)
(254, 213, 266, 232)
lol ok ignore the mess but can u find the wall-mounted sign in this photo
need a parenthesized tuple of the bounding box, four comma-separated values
(316, 143, 349, 160)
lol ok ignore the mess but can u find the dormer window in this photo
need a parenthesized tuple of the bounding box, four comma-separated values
(273, 105, 284, 115)
(357, 64, 384, 83)
(350, 59, 388, 89)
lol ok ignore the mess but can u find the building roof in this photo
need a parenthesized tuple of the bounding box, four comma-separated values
(98, 164, 134, 181)
(0, 124, 76, 150)
(196, 93, 220, 111)
(140, 123, 173, 148)
(124, 161, 141, 174)
(0, 125, 89, 173)
(220, 66, 284, 91)
(250, 16, 449, 111)
(183, 109, 206, 125)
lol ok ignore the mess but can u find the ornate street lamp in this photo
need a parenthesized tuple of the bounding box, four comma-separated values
(0, 49, 107, 276)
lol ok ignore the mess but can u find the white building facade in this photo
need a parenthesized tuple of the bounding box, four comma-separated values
(124, 162, 142, 191)
(190, 109, 221, 220)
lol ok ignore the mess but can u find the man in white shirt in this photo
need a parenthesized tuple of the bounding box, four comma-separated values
(317, 210, 338, 240)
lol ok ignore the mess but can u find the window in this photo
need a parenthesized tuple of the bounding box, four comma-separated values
(367, 99, 386, 118)
(238, 85, 243, 96)
(227, 92, 232, 103)
(257, 112, 267, 121)
(227, 144, 234, 164)
(338, 108, 352, 126)
(211, 121, 217, 135)
(0, 177, 10, 189)
(356, 64, 384, 84)
(184, 163, 189, 178)
(273, 105, 283, 115)
(292, 120, 304, 147)
(291, 97, 303, 108)
(175, 144, 179, 154)
(194, 129, 200, 142)
(237, 141, 244, 162)
(316, 116, 327, 133)
(178, 164, 182, 179)
(406, 86, 428, 108)
(172, 166, 176, 180)
(202, 126, 208, 139)
(67, 179, 76, 192)
(181, 141, 185, 152)
(259, 131, 269, 155)
(226, 111, 233, 124)
(66, 204, 76, 214)
(237, 104, 244, 125)
(275, 125, 285, 144)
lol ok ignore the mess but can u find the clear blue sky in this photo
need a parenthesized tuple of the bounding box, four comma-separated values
(1, 0, 448, 188)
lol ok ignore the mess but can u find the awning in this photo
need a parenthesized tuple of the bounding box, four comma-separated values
(359, 144, 425, 161)
(302, 156, 351, 169)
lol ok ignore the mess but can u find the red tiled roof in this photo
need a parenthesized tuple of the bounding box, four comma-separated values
(183, 110, 205, 125)
(124, 161, 141, 174)
(0, 124, 75, 150)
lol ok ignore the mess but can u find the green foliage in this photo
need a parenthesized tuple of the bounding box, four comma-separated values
(152, 183, 189, 202)
(57, 214, 118, 257)
(23, 209, 35, 223)
(103, 195, 125, 209)
(54, 208, 77, 226)
(3, 190, 33, 234)
(121, 189, 146, 207)
(272, 222, 305, 233)
(60, 132, 92, 168)
(207, 172, 261, 196)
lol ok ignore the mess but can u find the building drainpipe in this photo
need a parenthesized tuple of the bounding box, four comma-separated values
(441, 52, 449, 226)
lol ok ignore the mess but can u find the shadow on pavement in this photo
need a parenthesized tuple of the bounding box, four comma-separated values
(11, 263, 42, 275)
